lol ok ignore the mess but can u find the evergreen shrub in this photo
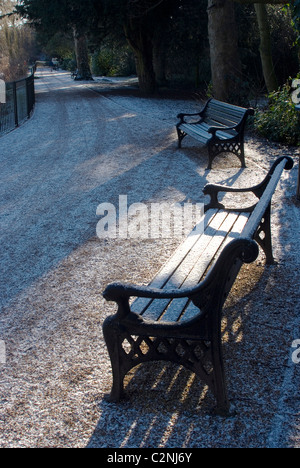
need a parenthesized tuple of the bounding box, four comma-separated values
(255, 79, 300, 146)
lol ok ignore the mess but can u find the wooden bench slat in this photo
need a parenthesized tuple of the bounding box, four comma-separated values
(214, 130, 237, 141)
(208, 99, 248, 114)
(131, 209, 218, 314)
(141, 212, 249, 323)
(207, 105, 245, 119)
(184, 212, 250, 287)
(142, 211, 246, 322)
(205, 111, 242, 127)
(197, 121, 238, 140)
(181, 122, 238, 145)
(180, 123, 211, 145)
(141, 210, 230, 321)
(133, 210, 224, 317)
(179, 213, 251, 322)
(207, 104, 245, 119)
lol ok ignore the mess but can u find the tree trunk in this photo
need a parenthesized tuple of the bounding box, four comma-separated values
(153, 38, 167, 87)
(152, 26, 168, 87)
(124, 21, 156, 94)
(254, 3, 278, 93)
(207, 0, 242, 103)
(73, 27, 93, 81)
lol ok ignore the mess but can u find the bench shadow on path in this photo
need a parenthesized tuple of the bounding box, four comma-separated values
(0, 115, 244, 313)
(87, 260, 281, 448)
(0, 69, 247, 313)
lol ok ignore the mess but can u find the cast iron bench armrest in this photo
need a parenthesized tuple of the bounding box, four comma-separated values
(208, 124, 238, 136)
(177, 112, 202, 124)
(177, 99, 209, 124)
(103, 282, 192, 302)
(204, 156, 294, 212)
(103, 282, 204, 321)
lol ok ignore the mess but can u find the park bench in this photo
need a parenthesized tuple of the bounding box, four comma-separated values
(176, 98, 254, 170)
(102, 156, 293, 415)
(71, 69, 79, 80)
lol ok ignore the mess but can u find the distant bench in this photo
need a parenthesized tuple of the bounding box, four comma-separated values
(102, 157, 293, 415)
(176, 98, 254, 170)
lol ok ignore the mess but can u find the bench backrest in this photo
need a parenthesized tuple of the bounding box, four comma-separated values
(242, 157, 291, 239)
(203, 99, 253, 128)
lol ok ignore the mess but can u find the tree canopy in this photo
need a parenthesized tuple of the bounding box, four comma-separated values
(8, 0, 299, 100)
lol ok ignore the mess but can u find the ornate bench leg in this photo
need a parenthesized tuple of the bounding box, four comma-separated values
(211, 339, 231, 416)
(177, 127, 187, 149)
(254, 203, 274, 265)
(103, 317, 126, 402)
(208, 140, 246, 170)
(207, 149, 214, 170)
(240, 145, 246, 169)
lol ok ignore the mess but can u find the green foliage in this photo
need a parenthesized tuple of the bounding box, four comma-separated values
(255, 80, 300, 146)
(289, 0, 300, 43)
(92, 49, 113, 76)
(91, 45, 135, 77)
(61, 57, 77, 72)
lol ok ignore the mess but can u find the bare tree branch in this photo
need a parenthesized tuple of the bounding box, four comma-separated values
(0, 11, 15, 19)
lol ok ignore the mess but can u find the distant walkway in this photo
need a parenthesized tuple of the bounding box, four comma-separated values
(0, 68, 198, 312)
(0, 69, 165, 310)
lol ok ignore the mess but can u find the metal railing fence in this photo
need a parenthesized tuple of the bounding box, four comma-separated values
(0, 68, 35, 137)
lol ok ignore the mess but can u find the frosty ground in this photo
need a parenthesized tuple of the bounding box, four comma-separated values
(0, 68, 299, 448)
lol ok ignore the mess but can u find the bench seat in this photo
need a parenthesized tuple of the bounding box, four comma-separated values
(131, 209, 250, 323)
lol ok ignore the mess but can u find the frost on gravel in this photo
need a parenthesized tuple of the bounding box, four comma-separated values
(0, 69, 299, 448)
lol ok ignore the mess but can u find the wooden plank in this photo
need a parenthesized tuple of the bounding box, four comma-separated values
(214, 130, 238, 140)
(195, 122, 237, 139)
(143, 211, 240, 322)
(179, 212, 250, 323)
(207, 102, 245, 114)
(206, 110, 241, 125)
(180, 123, 236, 143)
(180, 123, 211, 144)
(141, 210, 230, 321)
(179, 212, 241, 288)
(206, 111, 242, 128)
(209, 99, 248, 115)
(160, 212, 247, 322)
(205, 102, 246, 125)
(131, 209, 218, 315)
(207, 106, 245, 121)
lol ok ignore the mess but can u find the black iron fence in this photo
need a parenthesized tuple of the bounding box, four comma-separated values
(0, 67, 36, 136)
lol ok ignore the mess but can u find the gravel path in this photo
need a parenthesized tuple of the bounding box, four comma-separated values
(0, 68, 299, 448)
